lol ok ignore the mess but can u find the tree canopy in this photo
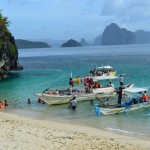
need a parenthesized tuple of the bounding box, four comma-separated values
(0, 11, 10, 29)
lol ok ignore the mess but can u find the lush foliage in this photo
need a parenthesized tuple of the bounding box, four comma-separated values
(0, 11, 17, 57)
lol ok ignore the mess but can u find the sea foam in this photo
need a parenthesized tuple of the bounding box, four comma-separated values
(105, 127, 144, 136)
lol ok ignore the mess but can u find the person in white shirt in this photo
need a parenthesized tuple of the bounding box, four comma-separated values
(71, 96, 77, 110)
(109, 82, 114, 88)
(119, 75, 124, 85)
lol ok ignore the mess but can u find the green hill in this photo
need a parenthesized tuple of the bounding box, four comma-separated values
(61, 39, 82, 47)
(15, 39, 51, 49)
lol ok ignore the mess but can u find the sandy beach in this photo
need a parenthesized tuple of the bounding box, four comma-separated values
(0, 112, 149, 150)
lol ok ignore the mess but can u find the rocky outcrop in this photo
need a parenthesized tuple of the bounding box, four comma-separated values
(80, 38, 89, 46)
(101, 23, 135, 45)
(61, 39, 82, 47)
(93, 35, 102, 45)
(0, 12, 23, 80)
(134, 30, 150, 44)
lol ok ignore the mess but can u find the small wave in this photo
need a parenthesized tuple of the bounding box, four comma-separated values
(105, 127, 144, 136)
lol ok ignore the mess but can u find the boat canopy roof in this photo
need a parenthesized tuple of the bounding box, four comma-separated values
(123, 87, 148, 93)
(95, 66, 113, 70)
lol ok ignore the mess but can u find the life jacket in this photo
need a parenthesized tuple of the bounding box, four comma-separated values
(76, 78, 81, 84)
(83, 77, 87, 84)
(38, 99, 42, 103)
(0, 103, 4, 108)
(69, 81, 74, 87)
(94, 83, 98, 88)
(142, 95, 149, 102)
(89, 78, 93, 86)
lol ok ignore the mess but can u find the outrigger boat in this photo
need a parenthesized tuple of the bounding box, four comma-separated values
(96, 87, 150, 115)
(35, 84, 134, 105)
(35, 87, 115, 105)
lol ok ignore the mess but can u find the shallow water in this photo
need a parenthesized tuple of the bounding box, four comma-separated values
(1, 45, 150, 139)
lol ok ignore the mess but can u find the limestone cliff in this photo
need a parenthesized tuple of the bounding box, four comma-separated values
(101, 23, 135, 45)
(0, 12, 23, 79)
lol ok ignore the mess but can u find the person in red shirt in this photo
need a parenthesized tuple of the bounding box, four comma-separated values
(141, 91, 149, 102)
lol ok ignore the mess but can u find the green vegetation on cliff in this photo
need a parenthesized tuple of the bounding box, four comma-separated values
(16, 39, 51, 49)
(0, 11, 22, 79)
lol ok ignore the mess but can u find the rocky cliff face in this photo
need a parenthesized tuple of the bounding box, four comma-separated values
(134, 30, 150, 44)
(0, 12, 23, 80)
(80, 38, 89, 46)
(101, 23, 135, 45)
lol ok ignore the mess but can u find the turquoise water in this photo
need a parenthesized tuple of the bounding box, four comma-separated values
(1, 45, 150, 139)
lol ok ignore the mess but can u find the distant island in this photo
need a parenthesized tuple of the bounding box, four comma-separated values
(61, 39, 82, 47)
(15, 24, 150, 47)
(101, 23, 135, 45)
(15, 39, 51, 49)
(94, 23, 150, 45)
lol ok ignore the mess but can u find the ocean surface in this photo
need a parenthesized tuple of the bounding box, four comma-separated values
(1, 44, 150, 139)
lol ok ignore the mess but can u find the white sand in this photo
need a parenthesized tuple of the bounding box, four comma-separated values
(0, 112, 149, 150)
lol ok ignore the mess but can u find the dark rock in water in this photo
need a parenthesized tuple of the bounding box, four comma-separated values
(61, 39, 82, 47)
(0, 12, 23, 80)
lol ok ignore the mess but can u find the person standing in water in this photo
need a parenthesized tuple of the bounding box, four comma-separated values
(116, 86, 124, 107)
(28, 99, 31, 104)
(71, 96, 77, 110)
(4, 100, 8, 106)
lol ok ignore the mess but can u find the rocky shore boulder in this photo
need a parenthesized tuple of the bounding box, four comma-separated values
(0, 12, 23, 80)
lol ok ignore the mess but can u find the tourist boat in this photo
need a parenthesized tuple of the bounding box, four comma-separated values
(35, 83, 134, 105)
(88, 65, 118, 81)
(35, 87, 114, 105)
(95, 87, 150, 115)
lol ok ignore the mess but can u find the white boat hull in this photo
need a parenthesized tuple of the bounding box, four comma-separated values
(124, 102, 150, 112)
(35, 92, 115, 105)
(100, 107, 125, 115)
(93, 87, 115, 94)
(35, 93, 73, 105)
(92, 74, 118, 81)
(99, 101, 150, 115)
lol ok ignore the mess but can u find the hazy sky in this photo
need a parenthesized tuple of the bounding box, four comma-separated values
(1, 0, 150, 41)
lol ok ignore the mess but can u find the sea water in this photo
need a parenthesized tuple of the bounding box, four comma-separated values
(0, 44, 150, 139)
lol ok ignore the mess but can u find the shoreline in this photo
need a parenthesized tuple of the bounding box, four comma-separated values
(0, 111, 150, 150)
(5, 106, 150, 140)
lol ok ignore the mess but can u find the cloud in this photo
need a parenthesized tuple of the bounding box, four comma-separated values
(2, 0, 150, 40)
(101, 0, 150, 25)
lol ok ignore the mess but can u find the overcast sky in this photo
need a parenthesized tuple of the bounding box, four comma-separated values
(1, 0, 150, 41)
